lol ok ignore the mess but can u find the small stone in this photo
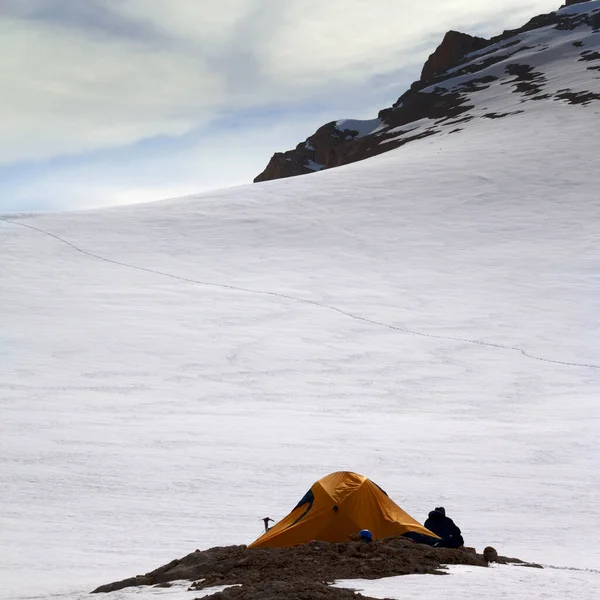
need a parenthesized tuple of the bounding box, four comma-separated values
(483, 546, 499, 563)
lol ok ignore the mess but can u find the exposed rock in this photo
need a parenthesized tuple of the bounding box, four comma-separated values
(92, 537, 540, 597)
(254, 122, 369, 183)
(253, 2, 600, 184)
(483, 546, 499, 563)
(253, 26, 497, 185)
(254, 87, 471, 183)
(565, 0, 591, 6)
(579, 51, 600, 61)
(252, 152, 309, 183)
(503, 63, 548, 97)
(420, 31, 489, 82)
(482, 110, 524, 119)
(554, 88, 600, 104)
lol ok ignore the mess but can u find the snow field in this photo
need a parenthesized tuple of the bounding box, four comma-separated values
(2, 6, 600, 598)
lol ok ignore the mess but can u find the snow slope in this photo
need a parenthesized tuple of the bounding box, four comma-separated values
(335, 118, 383, 138)
(2, 5, 600, 600)
(336, 564, 600, 600)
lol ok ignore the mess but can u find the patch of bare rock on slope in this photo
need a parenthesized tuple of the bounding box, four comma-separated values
(254, 0, 600, 183)
(92, 537, 540, 599)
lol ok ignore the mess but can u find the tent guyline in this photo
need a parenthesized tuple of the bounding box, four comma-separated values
(2, 217, 598, 371)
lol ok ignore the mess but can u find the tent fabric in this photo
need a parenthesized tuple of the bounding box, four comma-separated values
(249, 471, 439, 548)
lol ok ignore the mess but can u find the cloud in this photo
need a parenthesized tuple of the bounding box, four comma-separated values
(0, 0, 562, 210)
(0, 0, 167, 43)
(0, 81, 409, 211)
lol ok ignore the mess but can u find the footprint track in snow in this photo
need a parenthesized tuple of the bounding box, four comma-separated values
(2, 216, 599, 372)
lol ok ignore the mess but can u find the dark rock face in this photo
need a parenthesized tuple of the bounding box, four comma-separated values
(253, 29, 488, 184)
(253, 151, 310, 183)
(254, 122, 369, 183)
(253, 87, 472, 183)
(555, 88, 600, 104)
(565, 0, 591, 6)
(421, 31, 489, 82)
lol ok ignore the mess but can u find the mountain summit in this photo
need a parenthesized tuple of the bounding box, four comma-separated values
(254, 0, 600, 183)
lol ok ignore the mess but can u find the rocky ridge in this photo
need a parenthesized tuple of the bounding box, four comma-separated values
(254, 0, 599, 183)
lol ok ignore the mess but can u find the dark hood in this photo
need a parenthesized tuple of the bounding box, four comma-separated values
(428, 510, 446, 520)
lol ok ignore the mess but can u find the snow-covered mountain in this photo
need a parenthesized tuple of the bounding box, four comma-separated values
(255, 0, 600, 182)
(1, 2, 600, 600)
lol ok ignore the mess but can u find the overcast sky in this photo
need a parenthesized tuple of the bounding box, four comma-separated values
(0, 0, 562, 212)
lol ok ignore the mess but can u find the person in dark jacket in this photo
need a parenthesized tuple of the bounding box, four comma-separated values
(424, 507, 464, 548)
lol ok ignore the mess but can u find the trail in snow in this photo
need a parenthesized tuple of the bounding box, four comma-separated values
(3, 216, 598, 371)
(543, 565, 600, 574)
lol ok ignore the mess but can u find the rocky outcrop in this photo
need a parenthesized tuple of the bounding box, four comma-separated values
(92, 536, 540, 596)
(253, 26, 492, 183)
(254, 122, 371, 183)
(565, 0, 591, 6)
(253, 1, 599, 183)
(253, 81, 478, 183)
(420, 31, 488, 82)
(253, 28, 490, 184)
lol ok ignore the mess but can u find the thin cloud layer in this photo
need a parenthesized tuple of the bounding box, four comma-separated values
(0, 0, 561, 209)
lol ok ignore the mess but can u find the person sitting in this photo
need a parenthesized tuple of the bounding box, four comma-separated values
(424, 507, 464, 548)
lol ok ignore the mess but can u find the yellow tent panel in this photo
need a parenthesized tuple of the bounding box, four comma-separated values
(250, 471, 439, 548)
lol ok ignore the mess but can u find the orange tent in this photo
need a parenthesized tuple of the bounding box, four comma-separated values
(250, 471, 439, 548)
